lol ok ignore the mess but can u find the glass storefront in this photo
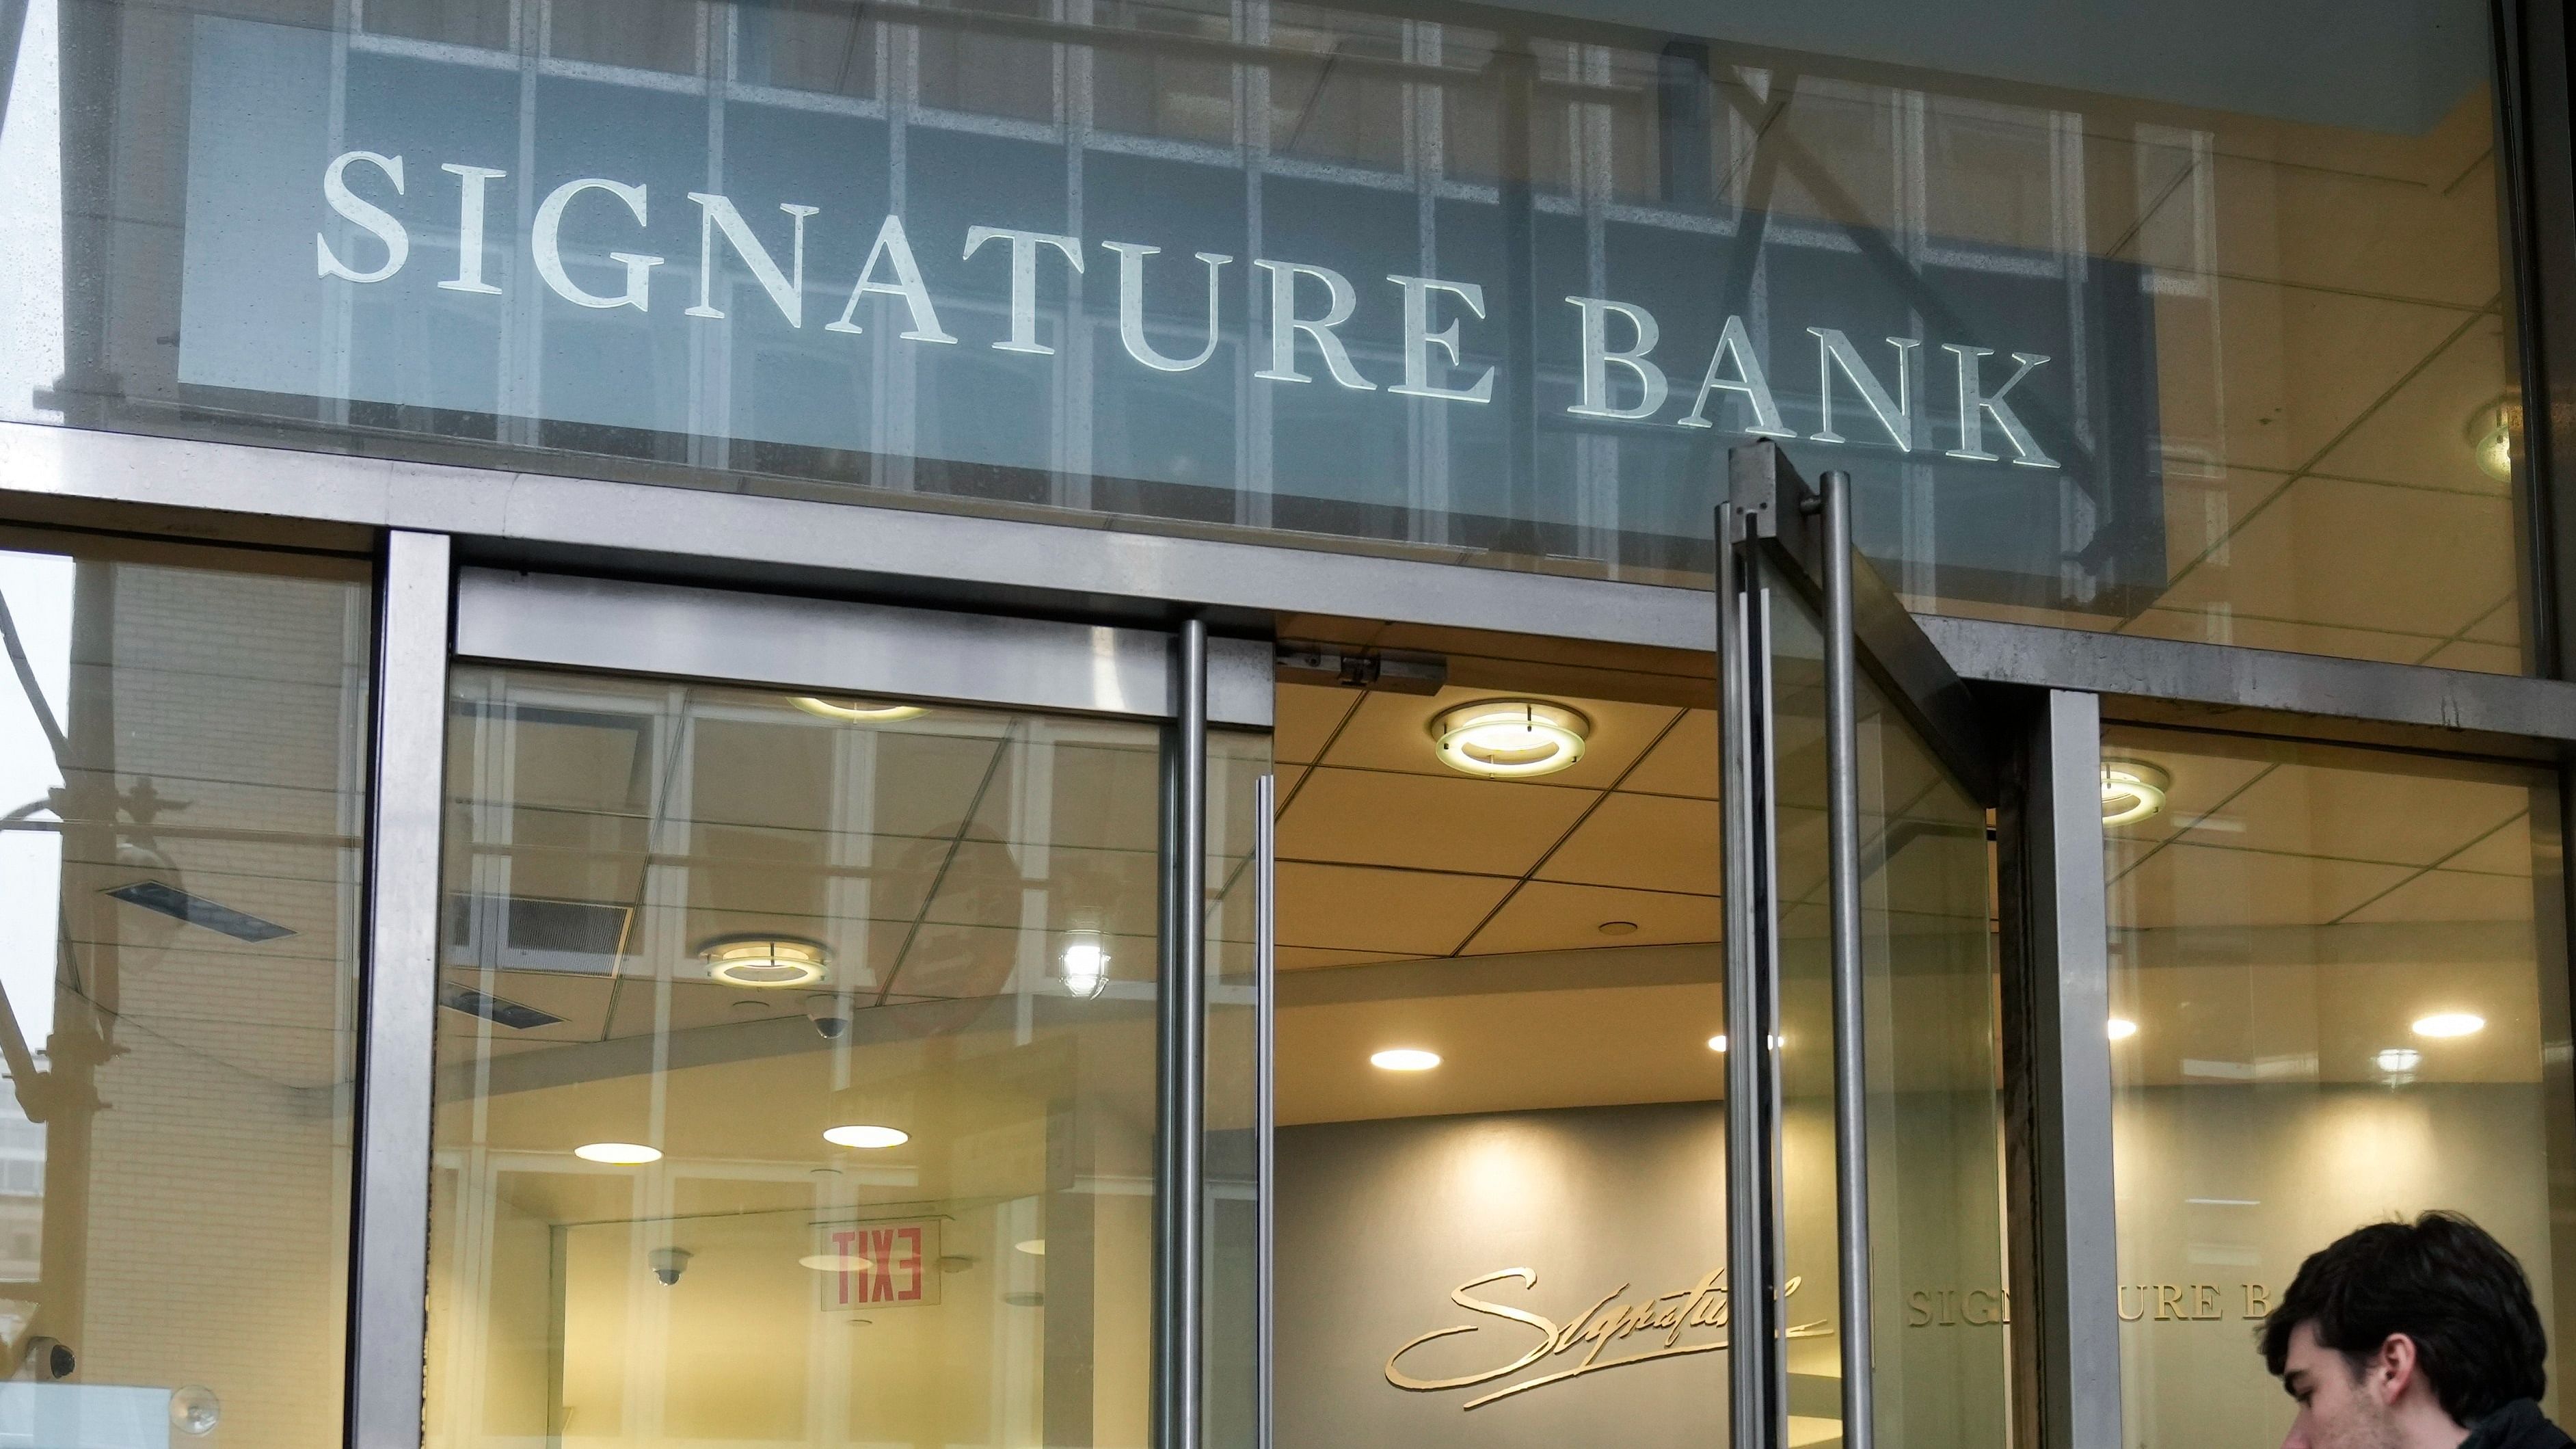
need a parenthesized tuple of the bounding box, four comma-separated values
(0, 525, 371, 1441)
(0, 0, 2533, 672)
(427, 668, 1180, 1449)
(0, 0, 2567, 1439)
(2104, 726, 2576, 1445)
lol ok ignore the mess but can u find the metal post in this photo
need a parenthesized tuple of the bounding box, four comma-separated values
(1154, 617, 1209, 1449)
(1818, 470, 1875, 1449)
(1998, 689, 2123, 1449)
(1719, 503, 1783, 1449)
(349, 529, 452, 1449)
(1252, 771, 1277, 1449)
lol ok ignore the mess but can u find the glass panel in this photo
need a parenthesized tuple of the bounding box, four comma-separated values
(1205, 728, 1268, 1449)
(1766, 570, 2011, 1448)
(0, 527, 369, 1441)
(0, 0, 2525, 671)
(2104, 728, 2576, 1446)
(1267, 668, 1733, 1448)
(426, 671, 1165, 1449)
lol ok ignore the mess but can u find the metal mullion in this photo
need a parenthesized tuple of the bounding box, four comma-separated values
(1153, 617, 1209, 1449)
(1818, 469, 1875, 1449)
(1252, 770, 1276, 1449)
(1997, 689, 2121, 1449)
(1719, 502, 1784, 1449)
(349, 529, 453, 1449)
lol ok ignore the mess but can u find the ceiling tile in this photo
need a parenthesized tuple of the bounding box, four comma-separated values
(2342, 868, 2537, 926)
(1278, 767, 1594, 877)
(1275, 862, 1513, 957)
(2115, 606, 2442, 663)
(2311, 315, 2515, 496)
(1538, 792, 1722, 896)
(1622, 708, 1717, 798)
(2441, 813, 2534, 877)
(2145, 475, 2517, 645)
(1463, 880, 1721, 956)
(2110, 842, 2413, 929)
(2189, 762, 2527, 866)
(1278, 945, 1418, 972)
(2419, 639, 2523, 675)
(1276, 682, 1361, 765)
(1320, 684, 1680, 790)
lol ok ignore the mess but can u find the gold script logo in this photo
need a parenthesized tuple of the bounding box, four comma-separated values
(1384, 1268, 1831, 1410)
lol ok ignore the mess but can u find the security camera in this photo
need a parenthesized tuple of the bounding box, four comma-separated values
(16, 1337, 71, 1382)
(649, 1247, 691, 1287)
(804, 994, 850, 1041)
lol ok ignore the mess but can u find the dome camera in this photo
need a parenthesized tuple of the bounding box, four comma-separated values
(16, 1337, 71, 1382)
(649, 1247, 691, 1287)
(804, 993, 850, 1041)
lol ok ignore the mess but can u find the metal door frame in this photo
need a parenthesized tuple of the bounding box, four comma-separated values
(351, 547, 1271, 1449)
(1717, 441, 2119, 1449)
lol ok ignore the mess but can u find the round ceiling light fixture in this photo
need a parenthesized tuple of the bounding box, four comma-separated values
(2374, 1047, 2425, 1074)
(575, 1141, 662, 1165)
(2099, 762, 2171, 827)
(791, 696, 929, 723)
(2467, 397, 2520, 484)
(1370, 1048, 1441, 1072)
(1058, 931, 1111, 1000)
(2106, 1016, 2139, 1041)
(823, 1124, 911, 1149)
(2412, 1011, 2486, 1039)
(700, 933, 831, 989)
(1015, 1239, 1047, 1257)
(800, 1252, 876, 1273)
(1430, 700, 1591, 779)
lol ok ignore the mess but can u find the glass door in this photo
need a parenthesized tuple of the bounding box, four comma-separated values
(1721, 444, 2011, 1449)
(411, 572, 1269, 1449)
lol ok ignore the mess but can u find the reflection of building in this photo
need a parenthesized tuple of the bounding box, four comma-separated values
(0, 0, 2571, 1447)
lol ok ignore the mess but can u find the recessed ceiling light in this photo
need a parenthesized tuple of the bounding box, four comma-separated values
(1429, 700, 1590, 779)
(2107, 1016, 2138, 1041)
(574, 1142, 662, 1165)
(800, 1252, 876, 1272)
(2413, 1012, 2485, 1039)
(1707, 1034, 1726, 1052)
(791, 697, 928, 723)
(1015, 1239, 1046, 1257)
(2375, 1047, 2424, 1074)
(824, 1124, 911, 1149)
(2099, 763, 2169, 827)
(1371, 1048, 1440, 1071)
(700, 934, 831, 988)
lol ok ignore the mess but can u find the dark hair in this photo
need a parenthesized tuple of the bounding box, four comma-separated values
(2260, 1212, 2547, 1424)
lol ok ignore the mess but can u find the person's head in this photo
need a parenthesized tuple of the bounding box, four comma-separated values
(2259, 1212, 2547, 1449)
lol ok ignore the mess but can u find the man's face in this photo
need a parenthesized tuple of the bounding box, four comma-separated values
(2280, 1322, 2402, 1449)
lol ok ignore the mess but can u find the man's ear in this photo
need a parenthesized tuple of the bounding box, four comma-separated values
(2370, 1333, 2424, 1406)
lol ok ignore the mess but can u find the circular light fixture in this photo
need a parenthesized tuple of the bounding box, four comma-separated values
(791, 696, 929, 723)
(701, 933, 831, 989)
(1370, 1048, 1441, 1072)
(2100, 762, 2170, 827)
(1708, 1034, 1727, 1052)
(575, 1141, 662, 1165)
(824, 1124, 911, 1149)
(1059, 932, 1111, 1000)
(2413, 1012, 2486, 1039)
(2375, 1047, 2425, 1074)
(1430, 700, 1591, 779)
(800, 1252, 876, 1273)
(1015, 1239, 1047, 1257)
(2467, 398, 2520, 484)
(2107, 1016, 2138, 1041)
